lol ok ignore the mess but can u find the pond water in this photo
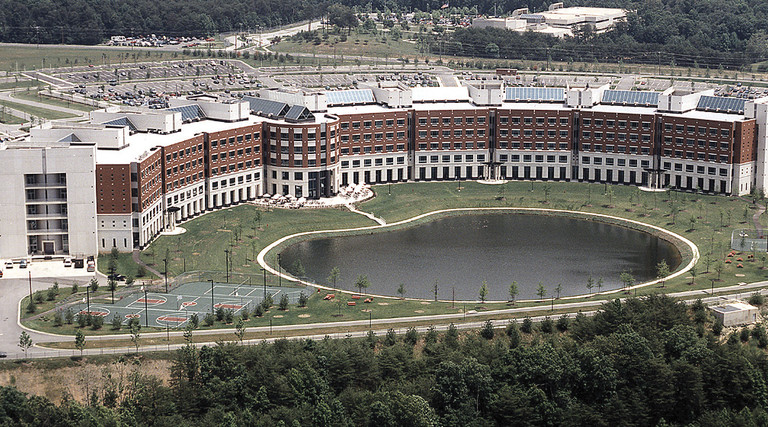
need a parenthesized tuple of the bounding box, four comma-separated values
(278, 212, 681, 300)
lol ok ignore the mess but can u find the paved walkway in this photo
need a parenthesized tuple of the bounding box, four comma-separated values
(346, 203, 386, 225)
(132, 249, 163, 278)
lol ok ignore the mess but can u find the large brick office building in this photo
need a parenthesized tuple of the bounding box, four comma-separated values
(1, 82, 766, 259)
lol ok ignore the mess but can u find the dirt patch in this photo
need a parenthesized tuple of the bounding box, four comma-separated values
(298, 314, 311, 318)
(420, 301, 431, 305)
(273, 315, 284, 318)
(377, 302, 390, 306)
(414, 310, 425, 313)
(735, 274, 746, 277)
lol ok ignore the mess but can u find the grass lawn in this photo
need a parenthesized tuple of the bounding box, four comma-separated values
(97, 252, 157, 280)
(0, 98, 77, 120)
(12, 90, 95, 112)
(0, 45, 195, 73)
(137, 205, 375, 278)
(0, 110, 25, 124)
(272, 30, 419, 61)
(0, 80, 34, 90)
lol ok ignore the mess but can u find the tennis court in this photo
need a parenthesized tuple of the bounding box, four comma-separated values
(71, 276, 313, 328)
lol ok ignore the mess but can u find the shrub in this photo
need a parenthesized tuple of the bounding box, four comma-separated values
(298, 292, 308, 307)
(480, 320, 495, 339)
(425, 325, 438, 344)
(740, 327, 751, 342)
(189, 313, 199, 329)
(77, 313, 87, 328)
(279, 294, 289, 311)
(405, 327, 419, 345)
(65, 308, 74, 324)
(366, 330, 377, 348)
(384, 328, 397, 346)
(712, 320, 724, 336)
(204, 313, 215, 327)
(53, 310, 63, 327)
(33, 291, 44, 304)
(26, 301, 36, 314)
(506, 321, 520, 348)
(748, 292, 765, 306)
(541, 317, 554, 333)
(253, 305, 264, 317)
(46, 288, 57, 302)
(445, 323, 459, 347)
(137, 266, 147, 277)
(111, 314, 122, 331)
(556, 315, 570, 332)
(224, 309, 234, 324)
(521, 317, 533, 333)
(215, 306, 225, 321)
(91, 315, 104, 330)
(71, 283, 79, 294)
(241, 308, 249, 321)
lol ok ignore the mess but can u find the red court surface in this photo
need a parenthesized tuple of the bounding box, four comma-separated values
(157, 315, 187, 322)
(181, 301, 197, 307)
(137, 298, 166, 304)
(213, 303, 244, 310)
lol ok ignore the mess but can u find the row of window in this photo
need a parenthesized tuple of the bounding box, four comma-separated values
(663, 137, 730, 151)
(418, 129, 487, 139)
(341, 157, 407, 168)
(165, 143, 203, 162)
(500, 142, 570, 150)
(418, 154, 487, 164)
(662, 150, 729, 162)
(211, 147, 258, 162)
(417, 142, 486, 150)
(165, 158, 203, 177)
(663, 123, 730, 138)
(341, 131, 406, 142)
(500, 129, 569, 138)
(417, 116, 486, 126)
(501, 116, 569, 126)
(499, 154, 569, 163)
(664, 162, 729, 176)
(341, 144, 406, 154)
(341, 118, 405, 130)
(210, 133, 259, 148)
(211, 160, 259, 176)
(582, 118, 650, 130)
(582, 157, 650, 168)
(166, 171, 204, 191)
(210, 172, 260, 190)
(582, 131, 651, 142)
(582, 144, 649, 155)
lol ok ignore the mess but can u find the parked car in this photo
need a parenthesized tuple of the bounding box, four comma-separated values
(19, 259, 27, 268)
(0, 352, 7, 358)
(63, 259, 72, 267)
(4, 261, 12, 269)
(0, 270, 3, 278)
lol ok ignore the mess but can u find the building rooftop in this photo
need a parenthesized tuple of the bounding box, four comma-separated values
(711, 302, 758, 313)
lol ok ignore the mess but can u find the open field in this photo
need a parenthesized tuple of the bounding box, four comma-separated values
(0, 110, 25, 124)
(0, 98, 77, 120)
(0, 45, 195, 73)
(12, 90, 95, 112)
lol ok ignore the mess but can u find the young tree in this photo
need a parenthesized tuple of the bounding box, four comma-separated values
(536, 282, 547, 300)
(690, 263, 698, 285)
(480, 320, 494, 339)
(130, 323, 141, 353)
(279, 293, 289, 311)
(107, 278, 118, 304)
(354, 274, 370, 295)
(89, 278, 99, 293)
(656, 260, 670, 288)
(479, 280, 488, 303)
(298, 292, 308, 307)
(74, 330, 86, 356)
(234, 318, 246, 344)
(18, 331, 32, 358)
(110, 314, 122, 331)
(397, 283, 406, 299)
(597, 277, 604, 294)
(555, 283, 562, 299)
(508, 281, 518, 304)
(620, 271, 635, 293)
(327, 267, 340, 288)
(714, 261, 724, 280)
(586, 275, 594, 295)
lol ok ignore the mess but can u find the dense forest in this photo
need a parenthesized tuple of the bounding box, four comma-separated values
(3, 295, 768, 426)
(2, 0, 768, 69)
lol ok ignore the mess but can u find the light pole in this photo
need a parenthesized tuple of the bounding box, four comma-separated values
(261, 267, 267, 299)
(224, 249, 230, 283)
(86, 283, 90, 315)
(163, 257, 168, 293)
(142, 286, 148, 328)
(209, 279, 215, 315)
(277, 254, 282, 287)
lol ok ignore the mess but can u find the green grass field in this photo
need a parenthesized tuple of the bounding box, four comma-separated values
(0, 45, 195, 73)
(12, 90, 95, 112)
(0, 110, 25, 124)
(0, 98, 77, 120)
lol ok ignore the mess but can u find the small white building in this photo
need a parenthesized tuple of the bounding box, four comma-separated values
(711, 301, 759, 327)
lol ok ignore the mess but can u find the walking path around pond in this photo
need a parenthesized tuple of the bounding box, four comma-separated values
(23, 282, 768, 359)
(257, 207, 699, 302)
(346, 203, 386, 225)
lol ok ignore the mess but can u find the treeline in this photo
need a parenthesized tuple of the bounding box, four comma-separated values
(3, 295, 768, 426)
(0, 0, 330, 44)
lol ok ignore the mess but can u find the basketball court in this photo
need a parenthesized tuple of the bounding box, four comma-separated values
(69, 279, 312, 328)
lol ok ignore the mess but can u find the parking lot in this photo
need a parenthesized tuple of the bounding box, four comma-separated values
(0, 258, 96, 280)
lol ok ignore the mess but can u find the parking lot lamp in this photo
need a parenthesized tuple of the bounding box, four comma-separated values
(209, 279, 215, 315)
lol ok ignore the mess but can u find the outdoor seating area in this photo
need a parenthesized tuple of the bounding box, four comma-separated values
(249, 184, 374, 210)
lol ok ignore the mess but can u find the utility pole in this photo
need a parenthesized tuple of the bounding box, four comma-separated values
(163, 257, 168, 293)
(224, 249, 230, 283)
(209, 279, 215, 315)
